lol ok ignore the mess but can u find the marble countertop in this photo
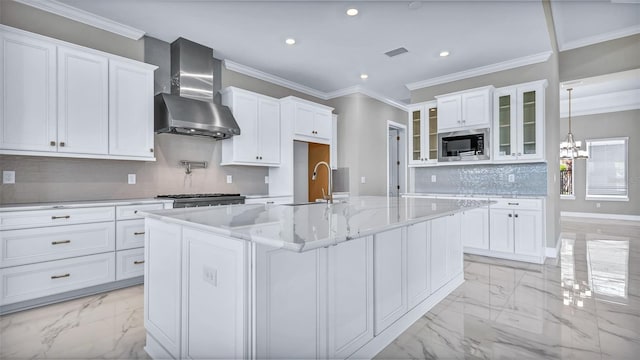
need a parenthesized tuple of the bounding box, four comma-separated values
(142, 196, 490, 252)
(402, 193, 546, 199)
(0, 198, 173, 212)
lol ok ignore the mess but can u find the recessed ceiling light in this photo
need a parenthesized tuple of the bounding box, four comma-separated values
(346, 8, 359, 16)
(360, 74, 368, 80)
(285, 38, 296, 45)
(439, 51, 450, 57)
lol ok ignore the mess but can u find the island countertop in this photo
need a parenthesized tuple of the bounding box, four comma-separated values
(142, 196, 490, 252)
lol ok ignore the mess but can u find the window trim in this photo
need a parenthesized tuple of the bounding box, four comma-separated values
(585, 137, 629, 202)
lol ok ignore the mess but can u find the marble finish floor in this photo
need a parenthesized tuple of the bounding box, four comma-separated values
(1, 217, 638, 359)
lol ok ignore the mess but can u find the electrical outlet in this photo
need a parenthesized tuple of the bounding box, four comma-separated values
(361, 176, 366, 184)
(128, 174, 136, 185)
(203, 266, 217, 287)
(508, 174, 515, 183)
(431, 175, 437, 183)
(264, 176, 269, 184)
(596, 203, 601, 208)
(226, 175, 233, 184)
(431, 203, 437, 211)
(3, 171, 15, 184)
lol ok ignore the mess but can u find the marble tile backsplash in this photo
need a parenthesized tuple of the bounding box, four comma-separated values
(414, 163, 547, 196)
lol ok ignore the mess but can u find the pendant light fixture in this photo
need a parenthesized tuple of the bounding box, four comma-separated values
(560, 88, 588, 159)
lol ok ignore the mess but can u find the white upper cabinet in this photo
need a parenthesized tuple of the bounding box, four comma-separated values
(108, 59, 155, 158)
(283, 96, 333, 144)
(436, 86, 493, 132)
(221, 87, 281, 166)
(408, 101, 437, 166)
(0, 31, 57, 152)
(493, 80, 546, 161)
(0, 25, 157, 161)
(58, 46, 109, 155)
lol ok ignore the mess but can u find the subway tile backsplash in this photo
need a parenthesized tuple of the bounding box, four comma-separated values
(414, 162, 547, 196)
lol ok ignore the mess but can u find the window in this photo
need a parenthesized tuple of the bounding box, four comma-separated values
(560, 159, 574, 198)
(586, 138, 628, 201)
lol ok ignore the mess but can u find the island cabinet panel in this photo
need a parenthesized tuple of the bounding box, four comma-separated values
(327, 236, 374, 359)
(181, 228, 247, 360)
(446, 214, 463, 278)
(373, 227, 407, 335)
(144, 219, 182, 359)
(430, 217, 449, 292)
(407, 221, 431, 309)
(255, 245, 323, 359)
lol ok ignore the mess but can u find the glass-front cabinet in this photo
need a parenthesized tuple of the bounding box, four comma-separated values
(408, 101, 437, 166)
(493, 80, 547, 161)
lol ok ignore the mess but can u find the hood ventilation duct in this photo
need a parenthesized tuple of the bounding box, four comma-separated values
(154, 38, 240, 139)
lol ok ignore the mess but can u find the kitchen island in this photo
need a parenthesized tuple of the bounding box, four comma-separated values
(141, 196, 489, 360)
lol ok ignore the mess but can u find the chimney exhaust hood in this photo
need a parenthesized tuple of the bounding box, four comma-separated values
(154, 38, 240, 139)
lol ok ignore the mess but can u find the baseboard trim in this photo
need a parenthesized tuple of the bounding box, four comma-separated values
(348, 273, 465, 360)
(545, 234, 563, 258)
(561, 211, 640, 222)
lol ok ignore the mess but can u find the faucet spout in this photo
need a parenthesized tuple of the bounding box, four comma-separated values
(312, 161, 333, 204)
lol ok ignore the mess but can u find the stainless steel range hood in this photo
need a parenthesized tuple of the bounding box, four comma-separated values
(154, 38, 240, 139)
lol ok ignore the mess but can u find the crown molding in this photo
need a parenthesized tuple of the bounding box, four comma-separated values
(224, 60, 409, 111)
(13, 0, 145, 40)
(559, 25, 640, 51)
(223, 59, 328, 100)
(325, 86, 409, 111)
(560, 89, 640, 117)
(406, 51, 553, 91)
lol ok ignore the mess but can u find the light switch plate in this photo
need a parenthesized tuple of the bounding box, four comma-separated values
(203, 266, 217, 287)
(264, 176, 269, 184)
(3, 171, 15, 184)
(361, 176, 366, 184)
(226, 175, 233, 184)
(508, 174, 515, 183)
(431, 175, 437, 183)
(128, 174, 136, 185)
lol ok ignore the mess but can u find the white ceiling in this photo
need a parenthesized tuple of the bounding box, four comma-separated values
(49, 0, 639, 105)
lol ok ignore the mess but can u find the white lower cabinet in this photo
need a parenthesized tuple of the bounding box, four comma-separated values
(181, 228, 247, 360)
(489, 198, 544, 263)
(0, 252, 115, 305)
(430, 214, 462, 292)
(115, 248, 145, 280)
(116, 219, 146, 250)
(256, 244, 322, 359)
(144, 219, 182, 359)
(461, 206, 489, 250)
(327, 236, 374, 359)
(406, 221, 431, 309)
(373, 227, 407, 335)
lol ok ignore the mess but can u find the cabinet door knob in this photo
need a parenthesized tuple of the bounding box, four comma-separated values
(256, 156, 259, 160)
(50, 141, 56, 146)
(508, 213, 513, 218)
(59, 142, 65, 147)
(515, 214, 519, 218)
(150, 148, 154, 153)
(259, 156, 263, 160)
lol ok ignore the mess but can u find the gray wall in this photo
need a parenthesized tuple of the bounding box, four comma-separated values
(560, 110, 640, 216)
(327, 94, 408, 196)
(559, 34, 640, 82)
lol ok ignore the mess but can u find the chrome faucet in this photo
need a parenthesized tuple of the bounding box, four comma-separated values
(312, 161, 333, 204)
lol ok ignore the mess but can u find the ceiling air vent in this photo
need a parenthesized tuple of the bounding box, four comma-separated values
(385, 47, 408, 57)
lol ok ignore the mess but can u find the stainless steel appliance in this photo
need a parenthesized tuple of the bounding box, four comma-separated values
(438, 128, 490, 162)
(154, 38, 241, 139)
(156, 193, 245, 208)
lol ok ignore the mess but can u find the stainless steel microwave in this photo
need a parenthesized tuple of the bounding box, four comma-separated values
(438, 129, 490, 162)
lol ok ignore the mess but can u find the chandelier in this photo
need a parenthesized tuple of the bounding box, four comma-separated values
(560, 88, 588, 159)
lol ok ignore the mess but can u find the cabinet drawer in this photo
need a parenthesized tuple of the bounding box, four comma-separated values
(116, 203, 165, 220)
(116, 219, 145, 250)
(490, 198, 542, 210)
(0, 222, 115, 268)
(0, 252, 115, 305)
(0, 207, 115, 230)
(116, 248, 144, 280)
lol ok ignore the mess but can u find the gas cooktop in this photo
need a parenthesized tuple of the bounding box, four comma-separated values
(156, 193, 245, 208)
(157, 193, 241, 199)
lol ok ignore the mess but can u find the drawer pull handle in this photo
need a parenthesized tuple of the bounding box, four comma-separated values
(51, 215, 71, 220)
(134, 231, 145, 236)
(52, 240, 71, 245)
(51, 273, 70, 279)
(134, 260, 145, 265)
(508, 202, 519, 206)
